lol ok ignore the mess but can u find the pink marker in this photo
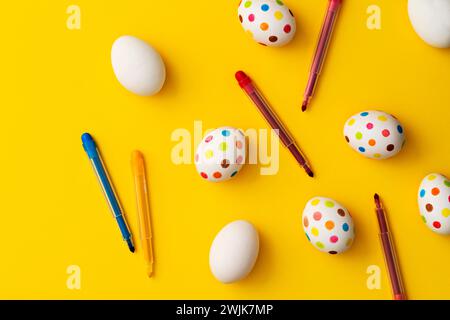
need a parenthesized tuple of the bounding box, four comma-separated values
(302, 0, 342, 112)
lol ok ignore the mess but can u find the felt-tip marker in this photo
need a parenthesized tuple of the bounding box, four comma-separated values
(82, 133, 135, 253)
(235, 71, 314, 177)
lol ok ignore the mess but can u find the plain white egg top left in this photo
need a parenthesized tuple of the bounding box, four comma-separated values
(111, 35, 166, 96)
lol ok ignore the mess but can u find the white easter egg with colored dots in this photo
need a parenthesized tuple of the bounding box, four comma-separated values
(195, 127, 246, 182)
(418, 173, 450, 235)
(302, 197, 355, 254)
(238, 0, 296, 47)
(343, 110, 405, 159)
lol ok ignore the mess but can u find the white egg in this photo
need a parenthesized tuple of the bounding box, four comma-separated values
(238, 0, 296, 47)
(209, 220, 259, 283)
(408, 0, 450, 48)
(343, 110, 405, 160)
(302, 197, 355, 254)
(195, 127, 246, 182)
(111, 35, 166, 96)
(418, 173, 450, 235)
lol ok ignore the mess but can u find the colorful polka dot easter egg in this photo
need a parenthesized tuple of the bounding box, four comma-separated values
(418, 173, 450, 235)
(195, 127, 246, 182)
(302, 197, 355, 254)
(343, 110, 405, 159)
(238, 0, 296, 47)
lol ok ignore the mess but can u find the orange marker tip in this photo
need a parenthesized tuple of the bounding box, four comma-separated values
(131, 150, 145, 171)
(147, 265, 153, 278)
(132, 150, 143, 160)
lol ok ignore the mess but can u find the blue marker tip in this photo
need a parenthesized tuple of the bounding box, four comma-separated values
(81, 133, 97, 159)
(127, 239, 135, 253)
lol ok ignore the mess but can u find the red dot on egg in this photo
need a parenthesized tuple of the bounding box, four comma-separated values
(382, 129, 390, 137)
(433, 221, 441, 229)
(283, 24, 291, 33)
(200, 172, 208, 179)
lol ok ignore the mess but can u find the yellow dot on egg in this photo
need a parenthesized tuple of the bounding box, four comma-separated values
(378, 115, 387, 121)
(373, 153, 381, 158)
(348, 119, 355, 126)
(274, 11, 283, 20)
(316, 242, 325, 249)
(219, 142, 227, 151)
(442, 208, 450, 218)
(346, 238, 353, 247)
(311, 227, 319, 236)
(205, 150, 213, 159)
(311, 199, 320, 206)
(428, 174, 436, 181)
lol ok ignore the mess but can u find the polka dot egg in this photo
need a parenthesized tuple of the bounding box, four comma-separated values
(344, 110, 405, 159)
(418, 173, 450, 235)
(302, 197, 355, 254)
(195, 127, 246, 182)
(238, 0, 296, 47)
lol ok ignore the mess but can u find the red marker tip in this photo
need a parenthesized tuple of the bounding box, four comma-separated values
(235, 70, 246, 81)
(235, 71, 251, 88)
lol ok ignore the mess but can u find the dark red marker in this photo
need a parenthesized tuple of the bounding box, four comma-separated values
(374, 193, 407, 300)
(235, 71, 314, 178)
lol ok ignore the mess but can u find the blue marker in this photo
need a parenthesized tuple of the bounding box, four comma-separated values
(82, 133, 135, 253)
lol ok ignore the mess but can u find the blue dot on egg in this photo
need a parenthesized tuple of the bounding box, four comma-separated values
(358, 147, 366, 152)
(342, 223, 349, 232)
(221, 130, 230, 137)
(305, 233, 310, 242)
(397, 125, 403, 134)
(261, 4, 270, 11)
(360, 112, 369, 116)
(420, 189, 425, 198)
(231, 171, 238, 177)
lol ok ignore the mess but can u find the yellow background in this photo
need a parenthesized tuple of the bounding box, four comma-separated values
(1, 0, 449, 299)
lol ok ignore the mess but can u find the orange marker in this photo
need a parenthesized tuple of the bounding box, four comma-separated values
(131, 151, 154, 277)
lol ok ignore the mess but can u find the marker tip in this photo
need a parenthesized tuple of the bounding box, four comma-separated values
(301, 101, 308, 112)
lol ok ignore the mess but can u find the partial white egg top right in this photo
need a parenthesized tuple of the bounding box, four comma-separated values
(408, 0, 450, 48)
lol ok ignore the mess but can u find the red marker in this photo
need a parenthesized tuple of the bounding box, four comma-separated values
(302, 0, 342, 111)
(374, 194, 407, 300)
(235, 71, 314, 177)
